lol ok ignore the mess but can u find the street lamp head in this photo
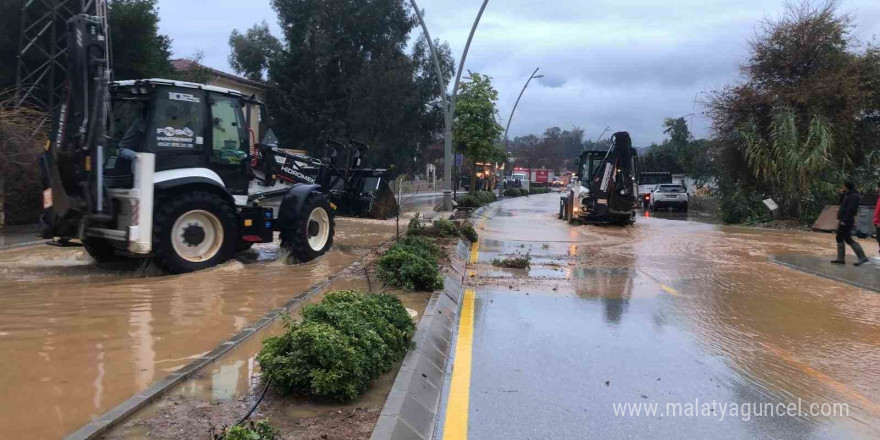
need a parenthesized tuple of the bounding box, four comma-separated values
(532, 74, 545, 79)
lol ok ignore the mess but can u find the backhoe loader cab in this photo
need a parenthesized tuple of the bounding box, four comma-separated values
(560, 131, 639, 225)
(43, 80, 335, 273)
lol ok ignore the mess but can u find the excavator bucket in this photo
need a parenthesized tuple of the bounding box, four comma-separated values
(366, 179, 399, 219)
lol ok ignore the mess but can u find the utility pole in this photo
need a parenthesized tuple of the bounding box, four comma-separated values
(409, 0, 490, 211)
(501, 67, 543, 198)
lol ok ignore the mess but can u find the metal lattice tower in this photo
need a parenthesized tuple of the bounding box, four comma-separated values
(14, 0, 107, 111)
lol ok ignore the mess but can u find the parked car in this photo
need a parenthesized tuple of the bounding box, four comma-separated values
(649, 184, 689, 212)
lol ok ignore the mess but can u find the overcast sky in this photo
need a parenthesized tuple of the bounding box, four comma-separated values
(156, 0, 880, 147)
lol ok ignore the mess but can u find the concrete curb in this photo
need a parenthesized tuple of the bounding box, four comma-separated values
(0, 239, 48, 250)
(63, 241, 395, 440)
(370, 239, 468, 440)
(770, 256, 880, 293)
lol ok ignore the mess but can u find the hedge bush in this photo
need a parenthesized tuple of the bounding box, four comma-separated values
(504, 188, 523, 197)
(460, 224, 478, 242)
(376, 247, 444, 291)
(457, 190, 497, 208)
(395, 235, 445, 260)
(219, 421, 279, 440)
(530, 187, 551, 195)
(257, 291, 416, 401)
(407, 215, 461, 239)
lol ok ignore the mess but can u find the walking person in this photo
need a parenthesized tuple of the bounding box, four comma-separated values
(873, 182, 880, 262)
(831, 182, 869, 266)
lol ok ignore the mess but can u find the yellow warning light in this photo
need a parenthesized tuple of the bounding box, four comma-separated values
(244, 219, 253, 227)
(84, 156, 91, 171)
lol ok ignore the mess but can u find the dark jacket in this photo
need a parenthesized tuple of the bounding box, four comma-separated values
(838, 189, 861, 226)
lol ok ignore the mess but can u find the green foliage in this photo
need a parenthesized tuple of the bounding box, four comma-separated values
(529, 187, 551, 195)
(266, 0, 455, 174)
(217, 421, 280, 440)
(258, 291, 416, 401)
(639, 118, 714, 178)
(407, 215, 462, 238)
(257, 318, 367, 400)
(108, 0, 173, 80)
(228, 21, 281, 81)
(737, 106, 835, 216)
(454, 72, 505, 183)
(713, 178, 772, 224)
(376, 248, 444, 291)
(492, 254, 531, 269)
(392, 235, 444, 261)
(707, 1, 880, 221)
(457, 191, 497, 208)
(504, 188, 523, 198)
(430, 219, 459, 238)
(459, 224, 479, 243)
(510, 127, 586, 174)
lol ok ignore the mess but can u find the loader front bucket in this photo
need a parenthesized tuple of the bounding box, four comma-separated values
(366, 179, 399, 219)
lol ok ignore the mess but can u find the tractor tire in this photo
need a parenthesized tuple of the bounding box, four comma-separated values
(152, 192, 239, 274)
(281, 192, 335, 262)
(83, 237, 118, 263)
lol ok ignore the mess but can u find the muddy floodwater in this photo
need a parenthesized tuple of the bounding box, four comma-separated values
(0, 218, 396, 440)
(458, 194, 880, 439)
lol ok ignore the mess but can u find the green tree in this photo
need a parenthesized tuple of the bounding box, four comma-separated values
(738, 106, 834, 215)
(265, 0, 450, 173)
(453, 72, 504, 192)
(108, 0, 173, 80)
(228, 21, 281, 81)
(708, 0, 880, 221)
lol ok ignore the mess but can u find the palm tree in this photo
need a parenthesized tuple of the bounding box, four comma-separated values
(738, 106, 835, 216)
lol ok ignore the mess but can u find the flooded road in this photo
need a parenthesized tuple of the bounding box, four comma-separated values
(438, 193, 880, 439)
(0, 218, 397, 440)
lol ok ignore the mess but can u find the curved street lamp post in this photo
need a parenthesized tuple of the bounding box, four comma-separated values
(500, 67, 544, 198)
(409, 0, 490, 210)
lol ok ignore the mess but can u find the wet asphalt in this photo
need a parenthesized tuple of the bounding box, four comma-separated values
(436, 193, 880, 440)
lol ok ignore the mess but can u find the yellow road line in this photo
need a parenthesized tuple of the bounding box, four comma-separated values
(469, 238, 480, 264)
(660, 284, 680, 296)
(764, 343, 880, 416)
(442, 288, 476, 440)
(637, 270, 680, 297)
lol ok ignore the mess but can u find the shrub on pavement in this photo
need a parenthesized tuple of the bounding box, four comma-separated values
(456, 190, 497, 208)
(460, 223, 478, 242)
(257, 291, 416, 401)
(407, 216, 460, 239)
(504, 188, 523, 197)
(217, 421, 279, 440)
(395, 235, 445, 260)
(376, 247, 444, 291)
(492, 253, 531, 269)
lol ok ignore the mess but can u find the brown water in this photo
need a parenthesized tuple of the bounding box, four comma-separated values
(0, 218, 396, 440)
(101, 276, 432, 440)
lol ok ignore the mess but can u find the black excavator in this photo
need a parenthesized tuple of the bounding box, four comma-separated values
(560, 131, 640, 225)
(252, 139, 399, 219)
(39, 14, 336, 273)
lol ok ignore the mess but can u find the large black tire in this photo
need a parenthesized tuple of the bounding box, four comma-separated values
(152, 192, 239, 274)
(281, 193, 335, 262)
(83, 237, 118, 263)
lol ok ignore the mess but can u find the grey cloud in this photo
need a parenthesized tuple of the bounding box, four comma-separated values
(156, 0, 880, 145)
